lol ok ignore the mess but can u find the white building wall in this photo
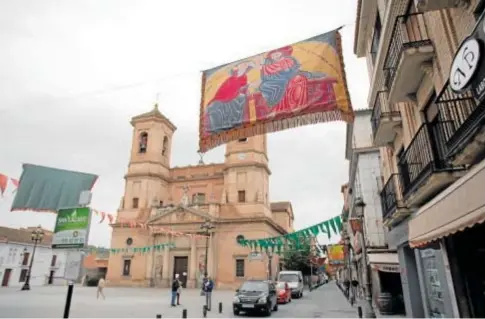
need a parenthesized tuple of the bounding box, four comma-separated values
(357, 152, 386, 247)
(352, 113, 373, 149)
(0, 242, 68, 288)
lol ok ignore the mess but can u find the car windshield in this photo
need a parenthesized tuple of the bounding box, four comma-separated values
(239, 281, 268, 292)
(276, 282, 286, 289)
(279, 274, 299, 282)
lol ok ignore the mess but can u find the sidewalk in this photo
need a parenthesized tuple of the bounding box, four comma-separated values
(334, 282, 406, 318)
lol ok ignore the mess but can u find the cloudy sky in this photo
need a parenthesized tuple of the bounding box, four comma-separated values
(0, 0, 369, 247)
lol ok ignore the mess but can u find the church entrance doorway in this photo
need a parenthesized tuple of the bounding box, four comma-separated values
(173, 256, 188, 288)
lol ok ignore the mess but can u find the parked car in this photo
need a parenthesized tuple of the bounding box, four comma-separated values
(277, 270, 304, 298)
(233, 280, 278, 316)
(276, 281, 291, 304)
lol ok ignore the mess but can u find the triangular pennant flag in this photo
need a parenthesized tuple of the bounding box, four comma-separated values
(334, 216, 343, 232)
(0, 174, 8, 197)
(329, 217, 338, 235)
(310, 225, 320, 236)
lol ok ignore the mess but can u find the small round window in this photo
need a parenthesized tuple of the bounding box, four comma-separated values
(126, 237, 133, 246)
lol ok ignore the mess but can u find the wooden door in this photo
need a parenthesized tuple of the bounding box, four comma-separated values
(173, 256, 188, 288)
(2, 269, 11, 287)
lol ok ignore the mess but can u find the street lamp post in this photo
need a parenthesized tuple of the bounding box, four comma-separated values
(355, 198, 376, 318)
(200, 220, 215, 277)
(21, 225, 45, 291)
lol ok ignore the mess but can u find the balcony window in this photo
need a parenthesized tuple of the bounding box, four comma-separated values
(370, 11, 382, 64)
(380, 173, 405, 221)
(22, 252, 30, 266)
(383, 12, 432, 100)
(435, 82, 482, 164)
(371, 90, 401, 145)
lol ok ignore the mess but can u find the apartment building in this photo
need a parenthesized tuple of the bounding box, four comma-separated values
(354, 0, 485, 317)
(342, 109, 403, 314)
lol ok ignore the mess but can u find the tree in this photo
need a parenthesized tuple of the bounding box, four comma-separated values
(280, 237, 319, 276)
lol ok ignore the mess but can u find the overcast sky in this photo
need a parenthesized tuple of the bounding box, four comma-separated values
(0, 0, 369, 247)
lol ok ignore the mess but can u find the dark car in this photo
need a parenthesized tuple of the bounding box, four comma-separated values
(233, 280, 278, 316)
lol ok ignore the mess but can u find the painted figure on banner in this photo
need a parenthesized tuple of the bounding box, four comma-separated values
(205, 62, 255, 133)
(257, 46, 326, 116)
(200, 29, 354, 151)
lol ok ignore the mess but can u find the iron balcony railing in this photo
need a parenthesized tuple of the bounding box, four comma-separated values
(435, 82, 485, 160)
(380, 173, 404, 220)
(371, 90, 401, 138)
(383, 12, 432, 90)
(397, 121, 454, 199)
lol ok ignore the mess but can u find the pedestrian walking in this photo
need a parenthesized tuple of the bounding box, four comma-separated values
(97, 276, 106, 300)
(202, 275, 214, 311)
(171, 275, 180, 307)
(175, 274, 182, 305)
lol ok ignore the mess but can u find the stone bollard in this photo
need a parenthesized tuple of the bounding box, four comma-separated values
(202, 305, 207, 318)
(219, 302, 222, 313)
(182, 309, 187, 318)
(357, 306, 363, 318)
(156, 315, 161, 318)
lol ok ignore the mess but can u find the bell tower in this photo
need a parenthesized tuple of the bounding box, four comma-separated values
(119, 103, 177, 219)
(223, 134, 271, 217)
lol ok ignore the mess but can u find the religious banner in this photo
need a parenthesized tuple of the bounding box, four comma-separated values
(199, 28, 354, 152)
(327, 244, 345, 264)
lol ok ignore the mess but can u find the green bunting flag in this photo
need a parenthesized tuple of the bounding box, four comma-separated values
(237, 215, 342, 253)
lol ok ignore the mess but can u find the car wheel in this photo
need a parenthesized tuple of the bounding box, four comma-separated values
(300, 291, 303, 298)
(233, 309, 239, 316)
(273, 302, 278, 312)
(264, 305, 272, 316)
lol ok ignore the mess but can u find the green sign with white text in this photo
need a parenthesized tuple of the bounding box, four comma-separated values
(52, 207, 91, 249)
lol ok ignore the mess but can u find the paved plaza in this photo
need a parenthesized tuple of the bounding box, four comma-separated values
(0, 282, 357, 318)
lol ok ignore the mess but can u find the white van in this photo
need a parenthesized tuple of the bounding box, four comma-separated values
(277, 271, 304, 298)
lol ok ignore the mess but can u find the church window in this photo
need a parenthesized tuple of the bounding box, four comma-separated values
(238, 190, 246, 203)
(238, 138, 247, 142)
(122, 259, 131, 276)
(235, 259, 245, 277)
(162, 136, 169, 156)
(159, 200, 164, 207)
(192, 193, 206, 204)
(132, 197, 139, 209)
(139, 132, 148, 153)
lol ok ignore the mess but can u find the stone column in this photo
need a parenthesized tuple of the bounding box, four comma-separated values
(161, 236, 170, 288)
(189, 236, 197, 288)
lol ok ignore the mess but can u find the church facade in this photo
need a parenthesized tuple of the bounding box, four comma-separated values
(106, 105, 294, 289)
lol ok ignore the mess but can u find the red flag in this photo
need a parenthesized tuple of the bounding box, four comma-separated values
(0, 174, 8, 196)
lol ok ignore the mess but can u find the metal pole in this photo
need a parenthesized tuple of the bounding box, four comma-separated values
(63, 282, 74, 318)
(21, 238, 38, 291)
(361, 227, 376, 318)
(204, 232, 209, 277)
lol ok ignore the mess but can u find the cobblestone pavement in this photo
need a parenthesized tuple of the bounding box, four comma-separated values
(0, 282, 357, 318)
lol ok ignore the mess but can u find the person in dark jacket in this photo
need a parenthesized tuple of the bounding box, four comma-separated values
(202, 275, 214, 311)
(171, 275, 180, 306)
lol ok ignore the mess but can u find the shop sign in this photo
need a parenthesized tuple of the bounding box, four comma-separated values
(371, 264, 400, 273)
(450, 11, 485, 101)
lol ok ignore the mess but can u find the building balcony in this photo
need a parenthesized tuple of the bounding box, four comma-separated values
(436, 82, 485, 166)
(415, 0, 471, 12)
(384, 13, 434, 103)
(380, 173, 411, 227)
(371, 90, 402, 146)
(398, 122, 466, 207)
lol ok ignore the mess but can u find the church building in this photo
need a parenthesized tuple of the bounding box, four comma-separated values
(106, 104, 294, 289)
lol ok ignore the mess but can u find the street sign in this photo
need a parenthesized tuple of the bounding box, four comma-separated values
(52, 207, 91, 249)
(64, 251, 83, 281)
(248, 252, 263, 261)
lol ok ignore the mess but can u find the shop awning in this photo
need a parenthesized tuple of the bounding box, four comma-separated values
(409, 159, 485, 248)
(367, 253, 399, 264)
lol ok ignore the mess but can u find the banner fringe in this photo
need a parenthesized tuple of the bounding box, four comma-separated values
(200, 110, 353, 152)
